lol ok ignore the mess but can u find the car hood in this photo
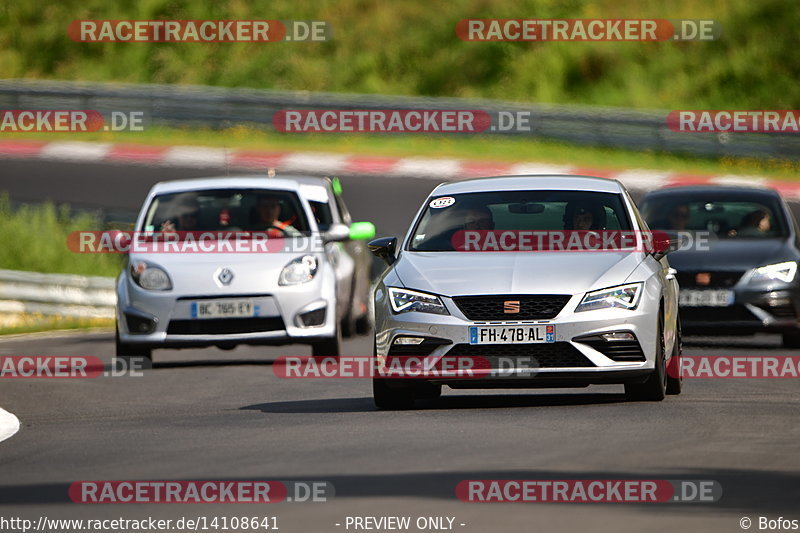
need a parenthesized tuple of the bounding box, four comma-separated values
(668, 238, 798, 272)
(128, 251, 317, 293)
(393, 251, 644, 296)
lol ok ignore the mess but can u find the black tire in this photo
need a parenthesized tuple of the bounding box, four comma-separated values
(373, 378, 415, 410)
(115, 325, 153, 370)
(625, 311, 667, 402)
(666, 317, 683, 395)
(782, 332, 800, 348)
(312, 327, 342, 357)
(414, 381, 442, 400)
(340, 313, 356, 338)
(354, 314, 371, 335)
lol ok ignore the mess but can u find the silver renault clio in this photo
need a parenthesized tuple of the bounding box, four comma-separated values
(369, 175, 682, 409)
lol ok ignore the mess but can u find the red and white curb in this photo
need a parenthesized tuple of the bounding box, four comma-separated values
(0, 407, 20, 443)
(1, 139, 798, 197)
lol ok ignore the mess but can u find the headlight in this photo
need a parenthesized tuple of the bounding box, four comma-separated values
(130, 261, 172, 291)
(575, 282, 643, 312)
(749, 261, 797, 284)
(279, 255, 318, 285)
(388, 287, 449, 315)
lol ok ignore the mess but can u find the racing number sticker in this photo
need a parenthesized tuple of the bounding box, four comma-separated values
(430, 197, 455, 208)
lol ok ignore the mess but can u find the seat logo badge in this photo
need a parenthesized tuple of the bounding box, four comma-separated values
(217, 268, 234, 285)
(504, 300, 520, 314)
(696, 272, 711, 286)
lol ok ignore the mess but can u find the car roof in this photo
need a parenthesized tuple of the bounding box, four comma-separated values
(149, 175, 331, 195)
(431, 175, 625, 195)
(642, 185, 781, 201)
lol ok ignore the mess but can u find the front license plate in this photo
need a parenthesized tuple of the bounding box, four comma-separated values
(469, 325, 555, 345)
(679, 289, 734, 307)
(191, 299, 257, 319)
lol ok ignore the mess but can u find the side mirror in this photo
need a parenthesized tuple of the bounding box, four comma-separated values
(349, 221, 376, 241)
(651, 230, 685, 261)
(368, 237, 397, 266)
(322, 223, 350, 243)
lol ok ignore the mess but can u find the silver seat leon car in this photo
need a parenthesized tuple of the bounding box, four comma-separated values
(368, 175, 682, 409)
(115, 176, 375, 366)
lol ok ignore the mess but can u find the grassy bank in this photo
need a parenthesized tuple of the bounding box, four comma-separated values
(0, 195, 123, 277)
(1, 0, 798, 109)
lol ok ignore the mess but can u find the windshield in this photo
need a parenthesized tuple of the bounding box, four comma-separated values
(641, 196, 788, 239)
(409, 190, 632, 251)
(141, 188, 310, 234)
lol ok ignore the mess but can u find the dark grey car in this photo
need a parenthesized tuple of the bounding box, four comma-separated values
(640, 186, 800, 347)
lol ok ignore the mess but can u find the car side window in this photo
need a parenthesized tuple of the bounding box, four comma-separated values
(309, 200, 334, 231)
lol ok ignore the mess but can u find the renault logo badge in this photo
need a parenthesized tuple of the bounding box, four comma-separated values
(217, 268, 234, 286)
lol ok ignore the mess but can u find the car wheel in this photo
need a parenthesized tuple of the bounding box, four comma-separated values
(782, 332, 800, 348)
(312, 327, 342, 357)
(666, 317, 683, 395)
(115, 325, 153, 370)
(373, 378, 415, 410)
(625, 311, 667, 402)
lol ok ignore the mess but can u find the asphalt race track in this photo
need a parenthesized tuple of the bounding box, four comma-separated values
(0, 159, 798, 532)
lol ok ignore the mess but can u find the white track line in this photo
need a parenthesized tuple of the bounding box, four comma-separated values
(0, 407, 20, 443)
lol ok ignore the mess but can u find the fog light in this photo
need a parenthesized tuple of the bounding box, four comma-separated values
(298, 307, 326, 327)
(124, 312, 156, 334)
(393, 336, 425, 345)
(601, 331, 636, 342)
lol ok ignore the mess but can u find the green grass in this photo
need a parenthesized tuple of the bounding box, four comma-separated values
(1, 0, 799, 109)
(0, 315, 112, 336)
(0, 194, 124, 277)
(10, 125, 800, 180)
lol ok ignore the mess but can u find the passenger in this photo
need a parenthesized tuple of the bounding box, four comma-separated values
(252, 194, 299, 236)
(735, 209, 771, 237)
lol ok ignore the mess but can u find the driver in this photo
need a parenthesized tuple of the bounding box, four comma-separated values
(563, 200, 606, 230)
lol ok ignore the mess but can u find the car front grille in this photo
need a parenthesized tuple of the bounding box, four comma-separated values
(676, 271, 745, 288)
(452, 295, 571, 321)
(167, 317, 285, 335)
(444, 342, 595, 368)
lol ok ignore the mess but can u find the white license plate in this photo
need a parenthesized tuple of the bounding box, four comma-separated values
(679, 289, 734, 307)
(191, 299, 256, 319)
(469, 325, 555, 345)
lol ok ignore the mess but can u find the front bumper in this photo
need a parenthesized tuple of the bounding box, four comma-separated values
(116, 271, 337, 349)
(373, 287, 661, 387)
(680, 287, 800, 334)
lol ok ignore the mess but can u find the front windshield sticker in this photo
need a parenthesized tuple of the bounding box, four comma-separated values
(430, 197, 455, 208)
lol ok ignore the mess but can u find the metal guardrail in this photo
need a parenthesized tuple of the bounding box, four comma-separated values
(0, 269, 115, 319)
(0, 79, 798, 159)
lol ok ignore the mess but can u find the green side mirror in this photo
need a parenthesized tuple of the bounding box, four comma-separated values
(349, 221, 376, 241)
(332, 177, 343, 196)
